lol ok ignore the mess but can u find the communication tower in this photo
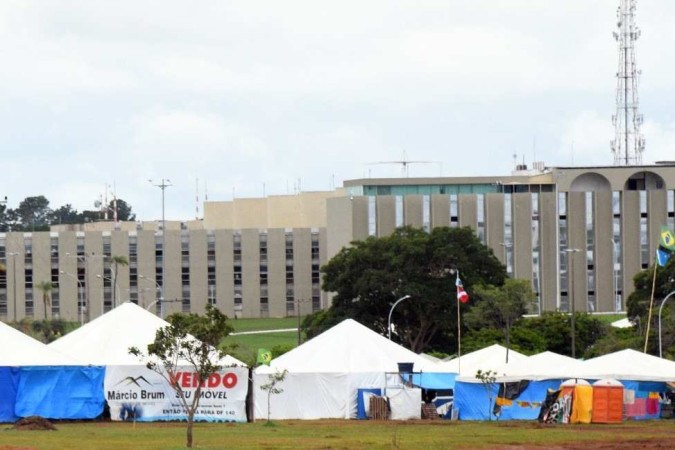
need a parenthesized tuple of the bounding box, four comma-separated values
(611, 0, 645, 166)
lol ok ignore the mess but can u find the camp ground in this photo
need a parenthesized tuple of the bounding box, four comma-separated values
(2, 309, 675, 424)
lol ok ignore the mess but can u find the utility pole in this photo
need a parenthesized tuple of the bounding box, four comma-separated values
(149, 179, 171, 318)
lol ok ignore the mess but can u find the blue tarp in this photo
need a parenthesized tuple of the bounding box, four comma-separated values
(407, 373, 458, 390)
(0, 367, 20, 423)
(356, 388, 382, 419)
(454, 380, 561, 421)
(14, 366, 105, 420)
(454, 380, 498, 420)
(497, 380, 560, 420)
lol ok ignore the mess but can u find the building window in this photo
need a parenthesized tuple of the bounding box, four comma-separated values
(368, 196, 377, 236)
(611, 192, 622, 311)
(504, 194, 513, 276)
(639, 191, 648, 268)
(476, 194, 485, 243)
(558, 192, 568, 312)
(423, 195, 431, 232)
(586, 192, 595, 313)
(233, 232, 242, 311)
(207, 232, 216, 305)
(531, 193, 541, 314)
(395, 196, 404, 227)
(449, 194, 458, 227)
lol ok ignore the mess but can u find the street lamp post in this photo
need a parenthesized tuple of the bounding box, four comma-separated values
(96, 274, 119, 311)
(109, 263, 118, 308)
(150, 179, 171, 319)
(565, 248, 581, 358)
(140, 275, 163, 317)
(658, 290, 675, 358)
(60, 270, 84, 325)
(387, 294, 412, 340)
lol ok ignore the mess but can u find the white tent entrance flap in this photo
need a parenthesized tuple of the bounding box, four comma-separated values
(105, 365, 248, 422)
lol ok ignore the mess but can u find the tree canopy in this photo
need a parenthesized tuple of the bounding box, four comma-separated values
(129, 305, 233, 448)
(0, 195, 137, 231)
(313, 226, 507, 353)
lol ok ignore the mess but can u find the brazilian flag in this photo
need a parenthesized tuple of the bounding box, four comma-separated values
(257, 348, 272, 365)
(660, 226, 675, 252)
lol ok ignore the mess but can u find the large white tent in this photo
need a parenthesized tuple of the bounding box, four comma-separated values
(254, 318, 437, 420)
(49, 302, 245, 366)
(48, 302, 248, 423)
(437, 344, 528, 378)
(578, 349, 675, 382)
(492, 351, 584, 382)
(0, 321, 80, 366)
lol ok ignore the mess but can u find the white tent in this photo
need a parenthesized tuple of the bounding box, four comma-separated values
(492, 351, 584, 382)
(254, 318, 436, 420)
(49, 302, 245, 367)
(48, 302, 248, 423)
(437, 344, 528, 379)
(577, 349, 675, 382)
(0, 321, 80, 366)
(267, 318, 437, 373)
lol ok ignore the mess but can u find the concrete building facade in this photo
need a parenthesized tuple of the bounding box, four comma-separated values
(1, 164, 674, 322)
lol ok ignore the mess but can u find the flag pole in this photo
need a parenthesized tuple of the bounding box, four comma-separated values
(456, 270, 462, 374)
(643, 257, 659, 353)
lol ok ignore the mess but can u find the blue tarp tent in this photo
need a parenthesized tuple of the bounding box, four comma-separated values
(454, 379, 561, 421)
(14, 366, 105, 420)
(0, 321, 105, 422)
(0, 367, 20, 422)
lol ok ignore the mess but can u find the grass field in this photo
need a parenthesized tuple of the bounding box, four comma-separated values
(223, 316, 303, 365)
(1, 419, 671, 449)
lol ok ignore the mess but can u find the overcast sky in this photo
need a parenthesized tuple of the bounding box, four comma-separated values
(2, 0, 675, 221)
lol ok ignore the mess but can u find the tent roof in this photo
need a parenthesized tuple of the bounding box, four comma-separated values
(492, 351, 584, 382)
(437, 344, 528, 377)
(0, 321, 81, 366)
(262, 318, 437, 373)
(577, 349, 675, 381)
(49, 302, 245, 367)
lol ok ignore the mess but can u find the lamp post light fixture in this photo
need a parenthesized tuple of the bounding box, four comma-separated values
(96, 274, 120, 311)
(387, 294, 412, 340)
(658, 290, 675, 358)
(60, 270, 84, 325)
(565, 248, 581, 358)
(149, 179, 171, 320)
(140, 275, 164, 317)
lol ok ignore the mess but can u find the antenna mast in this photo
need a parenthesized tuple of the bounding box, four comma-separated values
(611, 0, 645, 166)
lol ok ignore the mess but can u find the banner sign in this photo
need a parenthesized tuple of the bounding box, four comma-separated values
(104, 365, 248, 422)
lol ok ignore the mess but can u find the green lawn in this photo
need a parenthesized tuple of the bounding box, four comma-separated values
(228, 316, 300, 333)
(223, 316, 305, 365)
(1, 419, 672, 449)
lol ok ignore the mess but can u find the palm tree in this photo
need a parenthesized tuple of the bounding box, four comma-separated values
(110, 255, 129, 307)
(35, 280, 54, 320)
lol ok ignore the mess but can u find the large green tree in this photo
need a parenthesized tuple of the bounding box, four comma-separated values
(129, 305, 233, 449)
(464, 278, 534, 362)
(16, 196, 51, 231)
(317, 226, 506, 353)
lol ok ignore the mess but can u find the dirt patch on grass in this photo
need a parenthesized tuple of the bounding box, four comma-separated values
(12, 416, 56, 431)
